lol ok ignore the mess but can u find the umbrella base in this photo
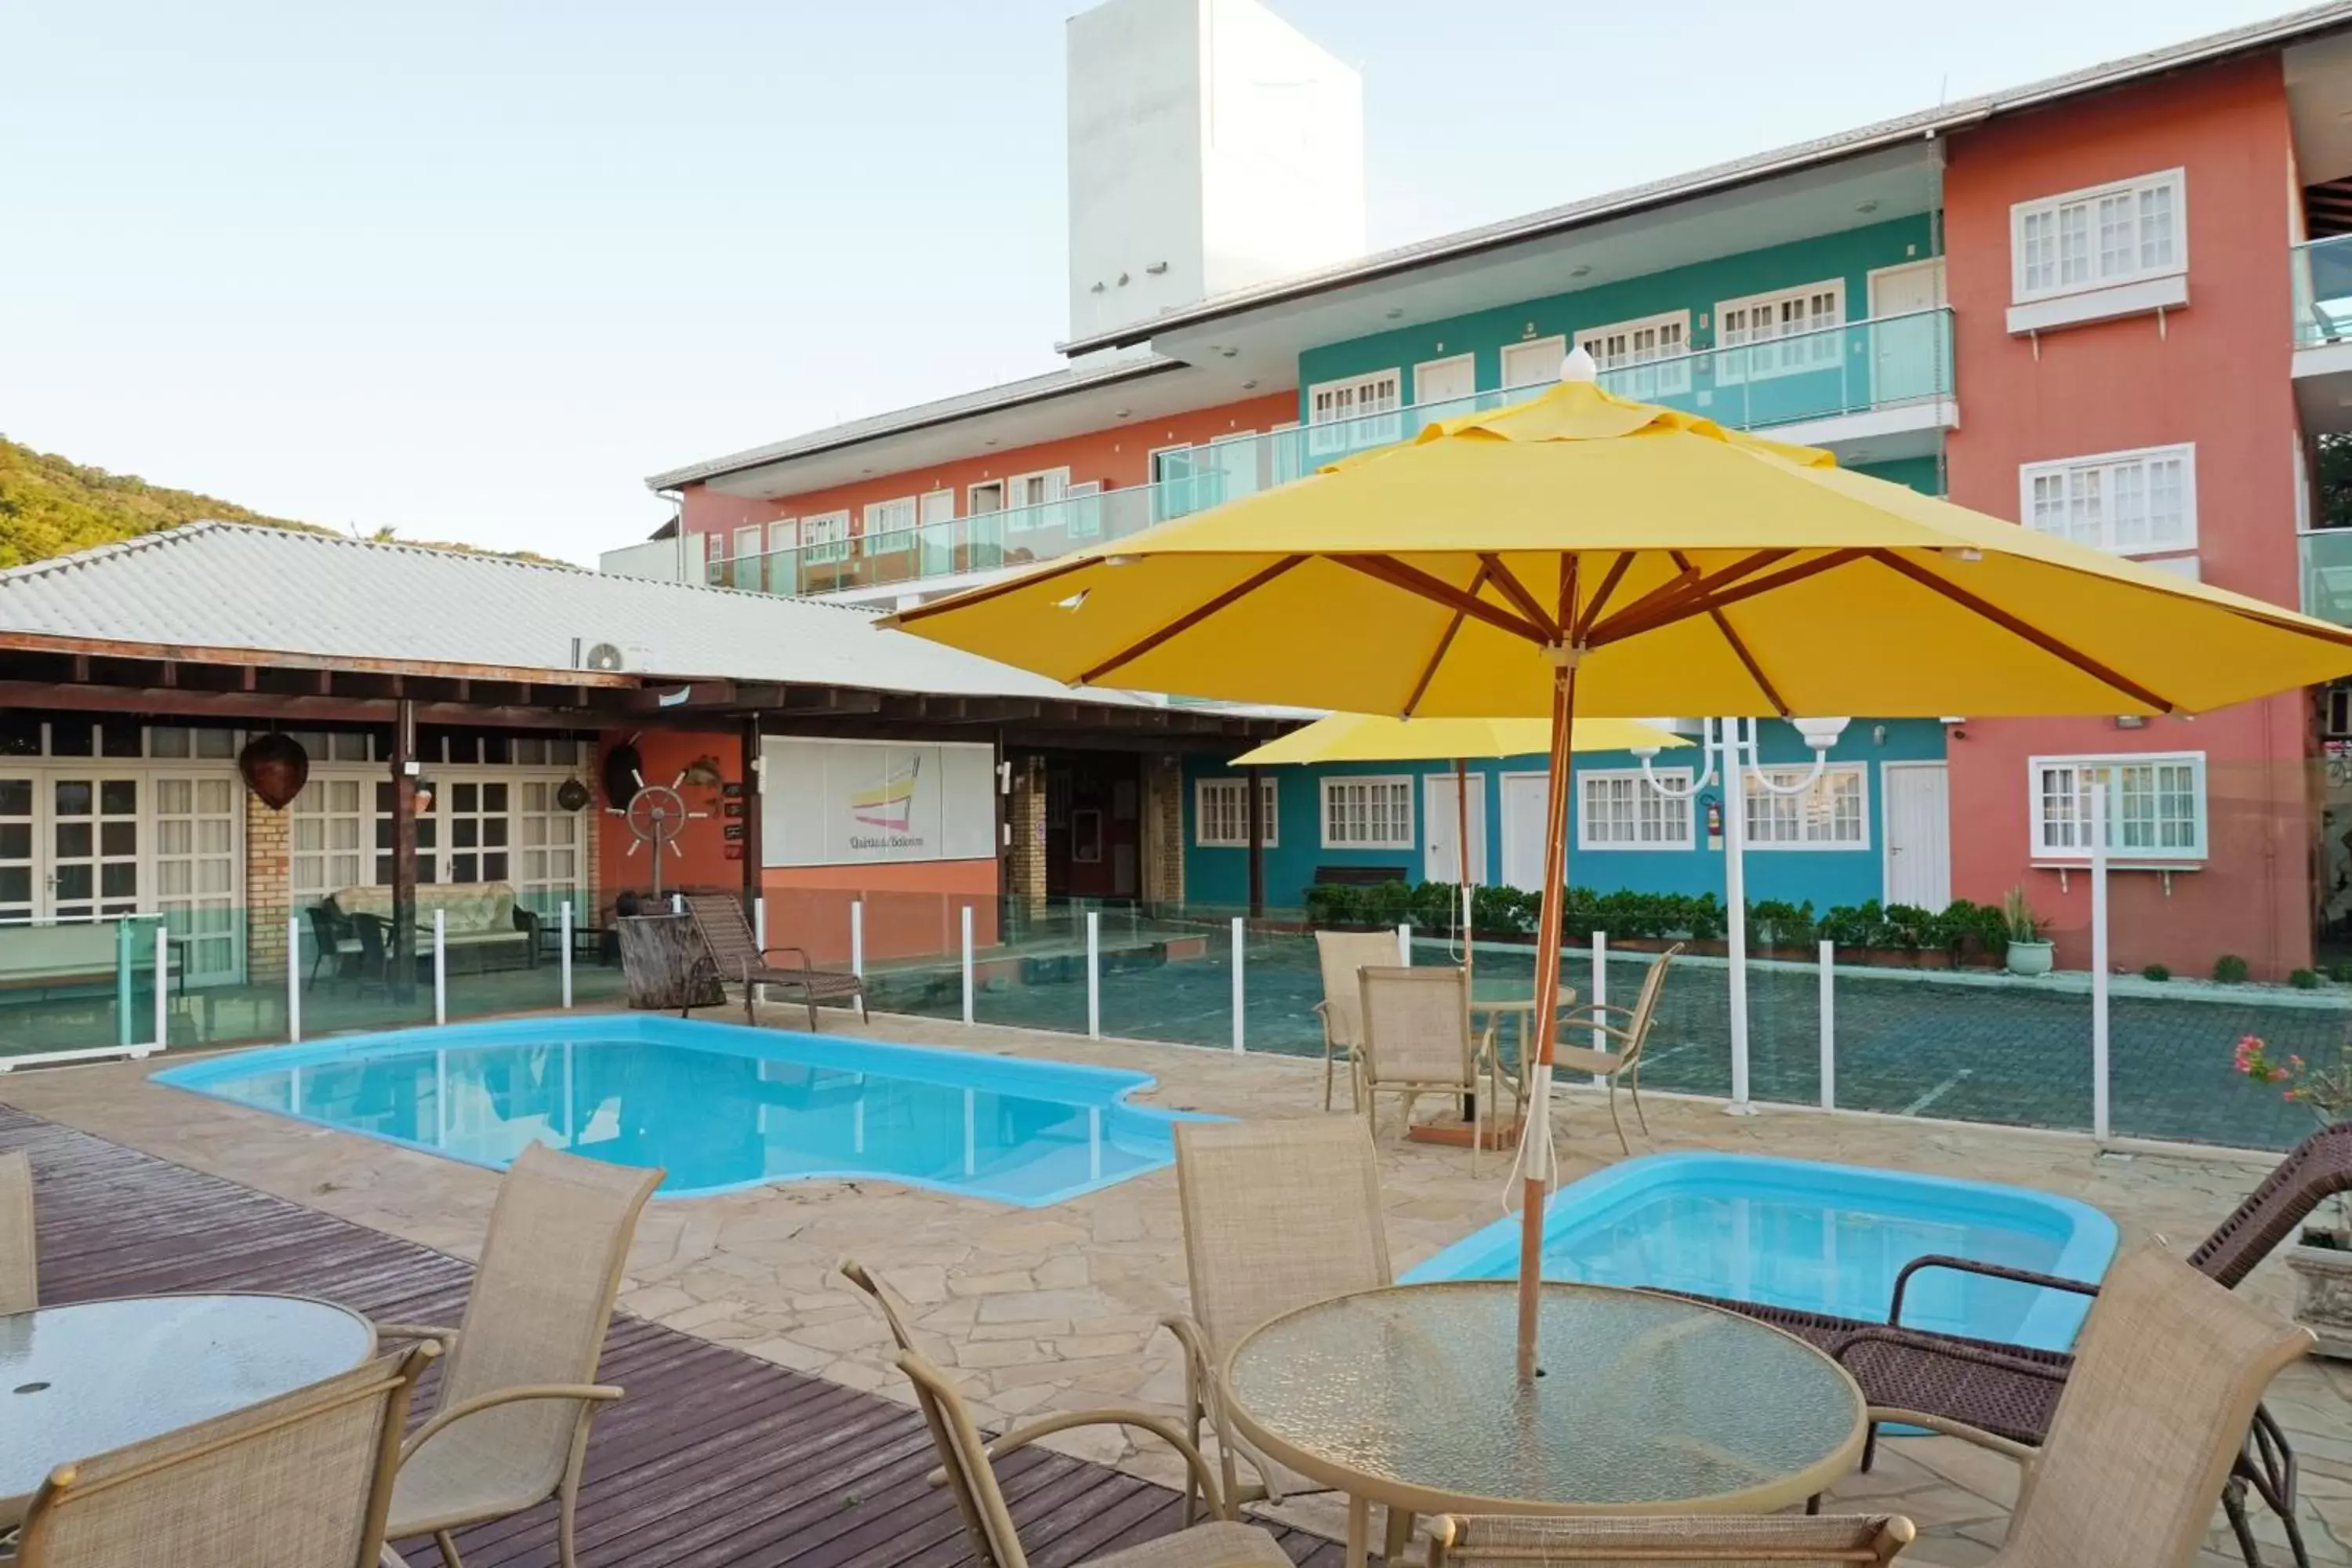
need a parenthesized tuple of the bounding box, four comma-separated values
(1406, 1112, 1523, 1151)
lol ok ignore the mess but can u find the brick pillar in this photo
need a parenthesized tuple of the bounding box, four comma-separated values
(581, 799, 604, 921)
(1142, 755, 1185, 911)
(1007, 757, 1047, 916)
(244, 787, 292, 985)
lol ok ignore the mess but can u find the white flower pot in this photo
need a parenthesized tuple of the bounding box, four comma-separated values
(2004, 938, 2054, 977)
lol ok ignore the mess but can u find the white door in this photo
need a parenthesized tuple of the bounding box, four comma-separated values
(919, 491, 955, 576)
(46, 775, 142, 922)
(0, 774, 32, 924)
(1422, 773, 1489, 884)
(1500, 774, 1552, 893)
(1868, 260, 1947, 405)
(151, 773, 242, 984)
(1882, 762, 1951, 910)
(1413, 354, 1475, 430)
(1501, 336, 1568, 391)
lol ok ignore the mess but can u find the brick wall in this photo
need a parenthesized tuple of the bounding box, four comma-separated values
(244, 786, 292, 985)
(1007, 757, 1047, 914)
(1143, 755, 1185, 909)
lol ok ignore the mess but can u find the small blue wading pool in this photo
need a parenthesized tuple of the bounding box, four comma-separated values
(1403, 1152, 2118, 1350)
(155, 1016, 1210, 1205)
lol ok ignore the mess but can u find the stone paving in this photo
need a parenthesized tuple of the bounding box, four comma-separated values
(5, 1006, 2350, 1566)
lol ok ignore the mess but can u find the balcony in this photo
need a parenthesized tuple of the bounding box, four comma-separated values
(713, 309, 1957, 602)
(2302, 529, 2352, 626)
(2292, 236, 2352, 434)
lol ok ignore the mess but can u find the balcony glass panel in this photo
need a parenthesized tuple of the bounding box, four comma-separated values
(2302, 530, 2352, 626)
(2293, 235, 2352, 348)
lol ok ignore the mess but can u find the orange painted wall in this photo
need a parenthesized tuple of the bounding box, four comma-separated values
(680, 390, 1300, 547)
(1941, 56, 2318, 978)
(594, 729, 742, 907)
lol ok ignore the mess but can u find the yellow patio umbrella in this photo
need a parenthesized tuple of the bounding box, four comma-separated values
(887, 358, 2352, 1378)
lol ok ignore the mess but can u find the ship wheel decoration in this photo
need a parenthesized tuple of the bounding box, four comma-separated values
(607, 766, 710, 898)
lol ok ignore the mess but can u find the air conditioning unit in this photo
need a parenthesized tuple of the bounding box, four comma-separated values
(579, 640, 652, 673)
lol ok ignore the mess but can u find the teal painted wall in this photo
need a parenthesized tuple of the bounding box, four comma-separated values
(1297, 215, 1939, 409)
(1184, 719, 1949, 913)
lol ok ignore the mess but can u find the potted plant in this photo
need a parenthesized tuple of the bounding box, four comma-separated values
(2234, 1035, 2352, 1355)
(2001, 886, 2053, 976)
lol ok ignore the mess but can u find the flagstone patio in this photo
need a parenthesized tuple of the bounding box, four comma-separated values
(3, 1007, 2345, 1567)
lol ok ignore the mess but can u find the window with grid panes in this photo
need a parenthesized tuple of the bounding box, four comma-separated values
(1715, 283, 1843, 383)
(515, 779, 584, 905)
(2021, 445, 2194, 557)
(1744, 765, 1867, 848)
(2030, 753, 2205, 861)
(1319, 776, 1413, 849)
(1195, 778, 1279, 848)
(291, 777, 370, 902)
(1306, 371, 1402, 455)
(1578, 769, 1693, 849)
(443, 780, 511, 884)
(2013, 170, 2183, 302)
(1577, 312, 1691, 400)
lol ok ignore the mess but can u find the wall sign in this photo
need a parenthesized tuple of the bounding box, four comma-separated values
(761, 737, 996, 867)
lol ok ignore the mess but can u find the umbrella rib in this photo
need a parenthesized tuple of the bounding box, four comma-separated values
(1671, 550, 1789, 717)
(1401, 561, 1490, 718)
(1075, 555, 1308, 685)
(1574, 552, 1635, 643)
(1588, 550, 1863, 647)
(1479, 555, 1563, 642)
(1590, 548, 1797, 640)
(1338, 555, 1553, 644)
(886, 554, 1094, 623)
(1868, 549, 2177, 712)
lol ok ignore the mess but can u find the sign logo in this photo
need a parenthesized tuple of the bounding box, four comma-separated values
(851, 755, 920, 833)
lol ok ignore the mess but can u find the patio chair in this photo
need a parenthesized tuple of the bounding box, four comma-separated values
(1425, 1513, 1916, 1566)
(12, 1342, 437, 1568)
(1356, 965, 1508, 1172)
(890, 1341, 1290, 1568)
(684, 891, 868, 1030)
(1681, 1121, 2352, 1568)
(307, 902, 363, 991)
(1861, 1241, 2310, 1568)
(376, 1142, 662, 1568)
(0, 1148, 34, 1314)
(1551, 942, 1682, 1156)
(1313, 929, 1399, 1111)
(1161, 1118, 1394, 1522)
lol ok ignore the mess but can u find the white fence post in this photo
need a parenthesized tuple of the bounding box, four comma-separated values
(851, 899, 865, 978)
(153, 922, 170, 1051)
(1087, 910, 1102, 1040)
(751, 895, 766, 1007)
(1396, 922, 1410, 966)
(560, 901, 575, 1010)
(1590, 931, 1609, 1083)
(2092, 787, 2111, 1142)
(286, 914, 303, 1044)
(433, 910, 448, 1026)
(960, 905, 975, 1025)
(1232, 915, 1247, 1055)
(1818, 939, 1837, 1112)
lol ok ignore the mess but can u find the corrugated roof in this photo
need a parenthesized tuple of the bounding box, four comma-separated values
(1056, 0, 2352, 353)
(0, 523, 1131, 702)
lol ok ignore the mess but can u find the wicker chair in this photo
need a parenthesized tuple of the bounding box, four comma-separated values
(12, 1343, 437, 1568)
(1552, 942, 1680, 1156)
(684, 892, 868, 1030)
(0, 1149, 33, 1316)
(377, 1143, 662, 1568)
(1679, 1121, 2352, 1568)
(1356, 965, 1508, 1171)
(1864, 1241, 2310, 1568)
(1160, 1118, 1394, 1522)
(1425, 1513, 1916, 1566)
(890, 1341, 1290, 1568)
(1313, 930, 1399, 1112)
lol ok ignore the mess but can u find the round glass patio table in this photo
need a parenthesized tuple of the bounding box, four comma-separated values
(0, 1292, 376, 1525)
(1219, 1281, 1865, 1568)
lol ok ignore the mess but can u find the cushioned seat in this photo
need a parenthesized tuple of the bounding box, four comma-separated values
(330, 882, 538, 967)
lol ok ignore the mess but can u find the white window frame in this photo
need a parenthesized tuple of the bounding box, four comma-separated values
(1577, 311, 1692, 400)
(862, 495, 917, 554)
(800, 510, 849, 564)
(1002, 467, 1070, 531)
(2027, 751, 2208, 864)
(1319, 775, 1415, 850)
(2019, 443, 2197, 557)
(1500, 335, 1568, 391)
(2010, 168, 2186, 304)
(1306, 369, 1403, 456)
(1194, 776, 1279, 848)
(1714, 281, 1845, 385)
(1577, 768, 1694, 851)
(1744, 764, 1871, 851)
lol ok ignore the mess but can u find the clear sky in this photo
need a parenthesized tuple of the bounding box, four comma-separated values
(0, 0, 2303, 564)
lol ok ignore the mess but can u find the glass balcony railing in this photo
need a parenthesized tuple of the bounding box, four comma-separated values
(2302, 530, 2352, 626)
(713, 308, 1955, 598)
(2292, 234, 2352, 348)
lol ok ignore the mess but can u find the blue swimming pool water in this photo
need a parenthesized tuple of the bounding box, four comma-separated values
(155, 1016, 1208, 1205)
(1403, 1152, 2117, 1349)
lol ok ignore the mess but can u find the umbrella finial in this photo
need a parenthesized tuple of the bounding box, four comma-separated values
(1558, 344, 1599, 384)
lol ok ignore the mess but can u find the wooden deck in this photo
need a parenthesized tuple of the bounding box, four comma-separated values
(0, 1105, 1345, 1568)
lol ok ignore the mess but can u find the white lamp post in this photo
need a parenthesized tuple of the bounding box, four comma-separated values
(1632, 716, 1849, 1112)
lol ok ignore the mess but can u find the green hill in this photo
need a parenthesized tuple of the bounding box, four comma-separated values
(0, 434, 330, 568)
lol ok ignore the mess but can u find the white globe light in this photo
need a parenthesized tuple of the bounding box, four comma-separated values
(1558, 345, 1599, 384)
(1791, 717, 1852, 752)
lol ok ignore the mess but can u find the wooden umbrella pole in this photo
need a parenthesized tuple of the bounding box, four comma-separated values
(1516, 649, 1579, 1381)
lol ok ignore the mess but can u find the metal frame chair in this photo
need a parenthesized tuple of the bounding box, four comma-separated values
(1552, 942, 1682, 1156)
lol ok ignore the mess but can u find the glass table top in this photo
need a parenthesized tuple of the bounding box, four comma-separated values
(1222, 1281, 1863, 1511)
(0, 1294, 376, 1508)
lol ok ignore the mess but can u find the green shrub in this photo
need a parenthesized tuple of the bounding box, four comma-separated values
(2214, 953, 2251, 985)
(1747, 898, 1816, 946)
(2141, 963, 2170, 982)
(2292, 967, 2322, 990)
(2332, 960, 2352, 985)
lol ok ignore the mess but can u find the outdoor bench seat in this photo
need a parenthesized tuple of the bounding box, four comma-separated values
(328, 882, 539, 969)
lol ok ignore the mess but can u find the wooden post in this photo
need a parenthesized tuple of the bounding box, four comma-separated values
(1245, 763, 1265, 920)
(390, 697, 418, 1002)
(739, 717, 763, 908)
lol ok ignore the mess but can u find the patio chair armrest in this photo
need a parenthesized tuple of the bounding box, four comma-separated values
(1863, 1404, 2038, 1464)
(971, 1408, 1231, 1520)
(1888, 1254, 2099, 1328)
(374, 1322, 463, 1353)
(1838, 1324, 2069, 1384)
(1554, 1015, 1636, 1047)
(760, 946, 817, 971)
(398, 1383, 625, 1464)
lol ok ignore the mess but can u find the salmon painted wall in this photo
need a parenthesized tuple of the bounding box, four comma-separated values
(595, 729, 742, 903)
(679, 390, 1300, 549)
(1941, 56, 2317, 978)
(760, 859, 999, 965)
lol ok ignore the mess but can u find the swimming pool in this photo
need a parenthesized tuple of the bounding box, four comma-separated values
(1403, 1152, 2116, 1349)
(154, 1016, 1207, 1205)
